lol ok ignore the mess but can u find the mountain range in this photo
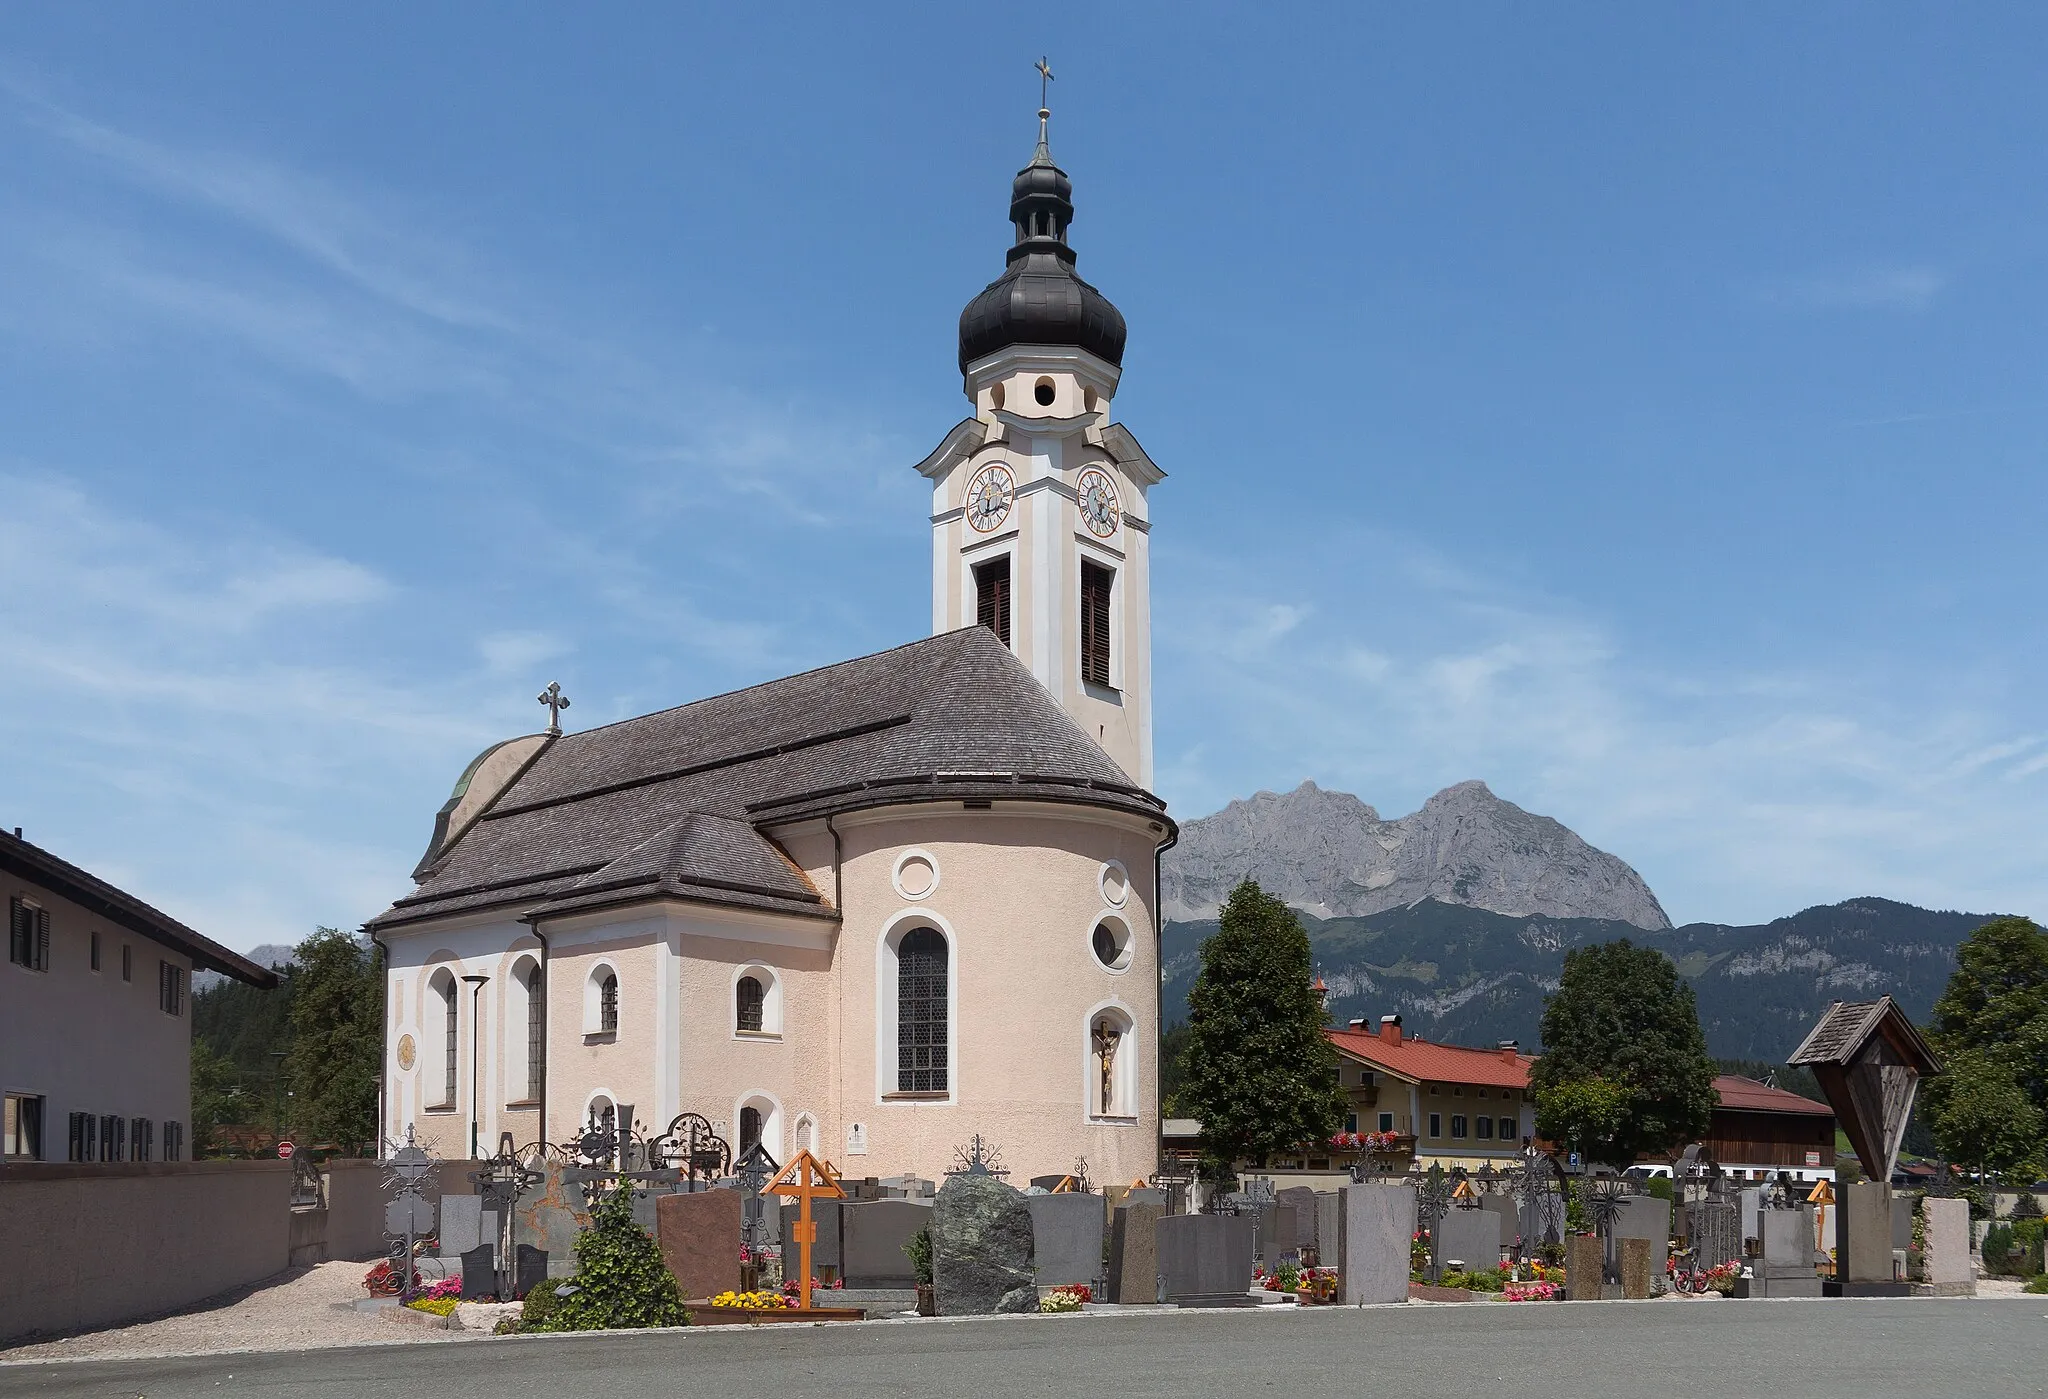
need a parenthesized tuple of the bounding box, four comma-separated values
(1162, 781, 2004, 1060)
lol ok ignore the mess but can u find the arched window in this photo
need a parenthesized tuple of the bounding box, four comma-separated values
(433, 971, 458, 1108)
(739, 1105, 762, 1151)
(599, 973, 618, 1035)
(524, 962, 545, 1102)
(897, 927, 949, 1093)
(736, 976, 764, 1033)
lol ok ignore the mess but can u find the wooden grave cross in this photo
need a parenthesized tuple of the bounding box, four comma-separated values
(763, 1149, 846, 1312)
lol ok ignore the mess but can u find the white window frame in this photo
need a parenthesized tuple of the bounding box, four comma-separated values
(1081, 999, 1139, 1124)
(732, 964, 782, 1039)
(874, 909, 959, 1106)
(584, 960, 620, 1038)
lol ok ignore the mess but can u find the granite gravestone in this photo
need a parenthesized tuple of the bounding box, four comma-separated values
(1435, 1207, 1502, 1273)
(1338, 1182, 1415, 1306)
(514, 1243, 549, 1299)
(840, 1199, 933, 1288)
(1839, 1181, 1898, 1285)
(441, 1195, 486, 1258)
(1157, 1213, 1256, 1306)
(1481, 1196, 1519, 1255)
(781, 1198, 843, 1276)
(1109, 1200, 1164, 1303)
(1565, 1235, 1603, 1300)
(932, 1172, 1037, 1315)
(1276, 1187, 1320, 1257)
(1920, 1197, 1974, 1296)
(1028, 1192, 1105, 1288)
(461, 1243, 497, 1300)
(1606, 1197, 1670, 1284)
(656, 1189, 743, 1301)
(1619, 1237, 1652, 1299)
(1266, 1203, 1300, 1263)
(1317, 1193, 1342, 1267)
(1751, 1206, 1822, 1298)
(513, 1161, 589, 1278)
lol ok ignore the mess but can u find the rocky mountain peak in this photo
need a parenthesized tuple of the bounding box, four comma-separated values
(1162, 779, 1671, 930)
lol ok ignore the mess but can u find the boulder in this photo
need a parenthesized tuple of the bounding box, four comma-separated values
(932, 1172, 1037, 1315)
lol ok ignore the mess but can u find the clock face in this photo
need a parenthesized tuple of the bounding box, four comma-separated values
(965, 462, 1015, 533)
(1076, 467, 1121, 538)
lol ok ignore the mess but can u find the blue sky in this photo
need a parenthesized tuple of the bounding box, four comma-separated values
(3, 4, 2045, 949)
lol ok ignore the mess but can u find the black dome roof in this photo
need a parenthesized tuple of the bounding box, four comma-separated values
(957, 134, 1126, 374)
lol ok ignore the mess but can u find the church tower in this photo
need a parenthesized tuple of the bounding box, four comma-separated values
(916, 99, 1162, 789)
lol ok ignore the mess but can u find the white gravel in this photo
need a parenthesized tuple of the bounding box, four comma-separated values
(0, 1260, 484, 1363)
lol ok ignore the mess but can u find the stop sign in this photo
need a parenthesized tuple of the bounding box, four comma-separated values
(277, 1141, 295, 1160)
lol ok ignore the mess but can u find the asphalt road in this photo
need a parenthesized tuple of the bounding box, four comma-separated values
(6, 1300, 2044, 1399)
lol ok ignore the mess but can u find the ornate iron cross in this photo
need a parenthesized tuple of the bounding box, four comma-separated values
(537, 681, 571, 734)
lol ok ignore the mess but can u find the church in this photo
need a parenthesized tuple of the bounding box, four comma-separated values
(368, 105, 1174, 1186)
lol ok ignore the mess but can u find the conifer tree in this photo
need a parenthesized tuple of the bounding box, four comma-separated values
(281, 927, 382, 1151)
(1179, 879, 1347, 1170)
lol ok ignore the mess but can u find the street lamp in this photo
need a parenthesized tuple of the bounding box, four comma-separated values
(462, 974, 490, 1159)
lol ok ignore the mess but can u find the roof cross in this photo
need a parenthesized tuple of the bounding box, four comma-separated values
(1035, 56, 1054, 146)
(536, 681, 571, 734)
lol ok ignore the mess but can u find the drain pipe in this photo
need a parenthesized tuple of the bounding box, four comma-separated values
(532, 923, 551, 1147)
(1152, 818, 1179, 1191)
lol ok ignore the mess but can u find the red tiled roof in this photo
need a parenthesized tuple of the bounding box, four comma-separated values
(1711, 1075, 1834, 1117)
(1328, 1028, 1534, 1089)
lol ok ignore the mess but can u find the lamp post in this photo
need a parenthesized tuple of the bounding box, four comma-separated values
(462, 974, 489, 1159)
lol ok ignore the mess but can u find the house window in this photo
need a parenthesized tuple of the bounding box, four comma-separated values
(8, 898, 49, 971)
(122, 944, 132, 981)
(897, 927, 949, 1093)
(525, 964, 546, 1103)
(101, 1114, 124, 1162)
(736, 976, 765, 1033)
(1500, 1117, 1519, 1141)
(4, 1093, 43, 1159)
(599, 973, 619, 1035)
(68, 1111, 96, 1162)
(1428, 1113, 1441, 1139)
(1344, 1113, 1358, 1134)
(90, 929, 101, 972)
(1378, 1112, 1395, 1134)
(164, 1121, 185, 1161)
(159, 961, 187, 1016)
(1450, 1115, 1468, 1139)
(1476, 1116, 1494, 1139)
(974, 556, 1012, 647)
(1079, 559, 1113, 687)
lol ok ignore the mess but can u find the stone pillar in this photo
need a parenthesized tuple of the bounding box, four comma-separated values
(1619, 1236, 1651, 1300)
(1840, 1182, 1896, 1285)
(1920, 1197, 1975, 1296)
(1338, 1182, 1415, 1306)
(1566, 1234, 1603, 1301)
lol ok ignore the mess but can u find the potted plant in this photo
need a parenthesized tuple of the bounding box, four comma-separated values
(905, 1228, 936, 1316)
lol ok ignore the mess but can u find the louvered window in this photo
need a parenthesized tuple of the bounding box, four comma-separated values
(159, 960, 187, 1016)
(101, 1114, 124, 1161)
(736, 975, 764, 1033)
(896, 928, 949, 1094)
(9, 897, 49, 971)
(164, 1121, 185, 1161)
(130, 1116, 152, 1161)
(1080, 560, 1113, 688)
(525, 965, 546, 1102)
(974, 556, 1011, 647)
(442, 979, 459, 1106)
(69, 1111, 96, 1162)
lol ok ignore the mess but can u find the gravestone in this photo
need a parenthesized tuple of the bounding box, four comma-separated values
(1739, 1187, 1763, 1253)
(1108, 1201, 1164, 1303)
(933, 1171, 1037, 1315)
(1435, 1207, 1502, 1273)
(780, 1198, 843, 1275)
(1920, 1197, 1974, 1296)
(1619, 1237, 1651, 1299)
(1029, 1192, 1106, 1288)
(1317, 1193, 1342, 1267)
(1688, 1198, 1740, 1269)
(1839, 1182, 1897, 1285)
(514, 1244, 549, 1299)
(841, 1198, 934, 1288)
(461, 1243, 497, 1300)
(1276, 1187, 1320, 1256)
(1266, 1204, 1300, 1262)
(1753, 1206, 1822, 1298)
(1566, 1235, 1603, 1300)
(1337, 1182, 1415, 1306)
(513, 1161, 589, 1265)
(1606, 1197, 1670, 1284)
(656, 1188, 743, 1302)
(440, 1195, 486, 1258)
(1157, 1213, 1256, 1305)
(1481, 1196, 1519, 1254)
(1123, 1188, 1166, 1210)
(1029, 1175, 1071, 1192)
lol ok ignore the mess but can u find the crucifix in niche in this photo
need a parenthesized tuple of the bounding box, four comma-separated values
(1092, 1017, 1122, 1117)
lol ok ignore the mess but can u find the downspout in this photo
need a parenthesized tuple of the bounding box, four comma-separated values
(1152, 819, 1178, 1188)
(827, 815, 843, 1152)
(532, 922, 551, 1148)
(366, 928, 390, 1159)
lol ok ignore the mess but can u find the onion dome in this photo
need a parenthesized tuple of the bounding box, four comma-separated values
(957, 119, 1127, 374)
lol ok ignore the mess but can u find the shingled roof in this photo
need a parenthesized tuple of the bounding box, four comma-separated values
(370, 628, 1170, 932)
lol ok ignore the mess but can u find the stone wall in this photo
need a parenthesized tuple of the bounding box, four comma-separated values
(0, 1160, 292, 1344)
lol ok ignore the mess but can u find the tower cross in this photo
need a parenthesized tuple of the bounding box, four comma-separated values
(1036, 55, 1054, 111)
(537, 681, 571, 734)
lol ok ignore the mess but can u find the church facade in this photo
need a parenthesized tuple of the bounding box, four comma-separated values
(368, 115, 1175, 1185)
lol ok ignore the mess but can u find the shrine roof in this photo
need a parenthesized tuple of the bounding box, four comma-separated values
(370, 627, 1170, 932)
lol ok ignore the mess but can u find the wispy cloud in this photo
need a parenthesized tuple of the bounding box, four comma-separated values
(1761, 263, 1948, 312)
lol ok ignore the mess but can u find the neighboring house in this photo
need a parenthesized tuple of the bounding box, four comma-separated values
(1323, 1016, 1537, 1171)
(1686, 1075, 1837, 1184)
(1, 828, 276, 1163)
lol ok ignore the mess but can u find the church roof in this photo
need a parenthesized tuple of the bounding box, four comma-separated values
(369, 627, 1169, 932)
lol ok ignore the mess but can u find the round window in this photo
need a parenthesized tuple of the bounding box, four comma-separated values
(1092, 921, 1131, 971)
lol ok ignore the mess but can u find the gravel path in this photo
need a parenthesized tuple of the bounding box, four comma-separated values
(0, 1261, 481, 1363)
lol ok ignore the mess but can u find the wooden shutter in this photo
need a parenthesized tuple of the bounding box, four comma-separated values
(34, 907, 48, 972)
(1080, 560, 1113, 688)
